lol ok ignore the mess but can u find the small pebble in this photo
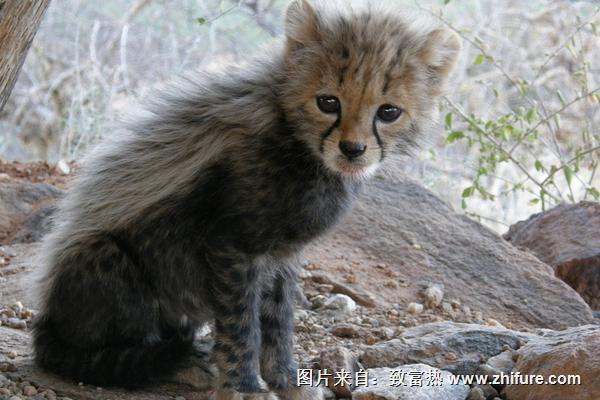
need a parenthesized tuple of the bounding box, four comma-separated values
(322, 294, 356, 316)
(0, 309, 16, 318)
(422, 284, 444, 308)
(486, 318, 504, 328)
(23, 385, 37, 396)
(407, 302, 424, 315)
(11, 302, 23, 315)
(442, 302, 454, 314)
(57, 159, 71, 175)
(7, 318, 27, 330)
(331, 323, 360, 338)
(0, 361, 16, 372)
(450, 299, 461, 310)
(366, 335, 379, 345)
(44, 389, 57, 400)
(468, 387, 485, 400)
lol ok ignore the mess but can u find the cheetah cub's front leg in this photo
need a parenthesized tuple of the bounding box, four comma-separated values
(260, 271, 324, 400)
(210, 259, 269, 398)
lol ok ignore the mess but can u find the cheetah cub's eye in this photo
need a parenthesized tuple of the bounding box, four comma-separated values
(376, 104, 402, 123)
(316, 95, 341, 114)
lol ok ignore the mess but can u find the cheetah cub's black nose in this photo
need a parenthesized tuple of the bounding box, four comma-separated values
(339, 141, 367, 159)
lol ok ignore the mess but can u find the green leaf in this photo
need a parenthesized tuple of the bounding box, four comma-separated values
(534, 160, 545, 172)
(196, 17, 206, 25)
(461, 199, 467, 209)
(445, 131, 464, 144)
(528, 198, 540, 205)
(563, 165, 573, 186)
(473, 54, 485, 65)
(589, 187, 600, 200)
(556, 90, 566, 106)
(526, 108, 537, 124)
(445, 112, 453, 129)
(553, 113, 561, 129)
(462, 186, 475, 198)
(444, 0, 451, 4)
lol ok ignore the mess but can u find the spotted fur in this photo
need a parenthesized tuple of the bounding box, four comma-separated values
(32, 1, 460, 399)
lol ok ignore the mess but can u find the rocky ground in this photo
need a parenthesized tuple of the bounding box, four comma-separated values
(0, 160, 599, 400)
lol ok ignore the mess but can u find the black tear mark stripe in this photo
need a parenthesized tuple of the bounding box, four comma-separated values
(319, 113, 342, 153)
(371, 118, 385, 161)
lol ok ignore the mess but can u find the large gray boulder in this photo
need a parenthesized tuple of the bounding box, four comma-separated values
(360, 321, 534, 376)
(310, 168, 594, 329)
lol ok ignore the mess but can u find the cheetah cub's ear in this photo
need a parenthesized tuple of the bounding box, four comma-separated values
(285, 0, 320, 51)
(418, 28, 462, 93)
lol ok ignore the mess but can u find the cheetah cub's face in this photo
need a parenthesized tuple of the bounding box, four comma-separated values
(281, 0, 461, 179)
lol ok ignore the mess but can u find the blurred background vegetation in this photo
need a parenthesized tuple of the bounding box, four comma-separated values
(0, 0, 598, 232)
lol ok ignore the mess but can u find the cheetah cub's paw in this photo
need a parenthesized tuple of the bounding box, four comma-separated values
(172, 365, 218, 390)
(275, 386, 324, 400)
(212, 390, 280, 400)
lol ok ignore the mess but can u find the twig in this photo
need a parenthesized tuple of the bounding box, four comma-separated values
(445, 97, 562, 203)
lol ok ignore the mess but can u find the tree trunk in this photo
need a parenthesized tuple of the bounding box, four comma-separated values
(0, 0, 51, 112)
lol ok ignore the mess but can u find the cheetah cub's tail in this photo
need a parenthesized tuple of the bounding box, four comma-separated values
(32, 318, 197, 388)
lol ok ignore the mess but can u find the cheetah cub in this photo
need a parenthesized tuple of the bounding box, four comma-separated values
(33, 1, 460, 399)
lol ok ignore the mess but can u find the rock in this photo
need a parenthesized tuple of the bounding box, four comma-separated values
(504, 325, 600, 400)
(322, 294, 357, 316)
(56, 159, 71, 175)
(406, 302, 424, 315)
(6, 318, 27, 330)
(467, 387, 485, 400)
(505, 202, 600, 310)
(331, 323, 360, 338)
(0, 244, 38, 305)
(351, 364, 469, 400)
(360, 321, 534, 376)
(311, 174, 593, 329)
(486, 319, 504, 328)
(321, 386, 336, 399)
(12, 205, 57, 243)
(319, 346, 358, 398)
(0, 308, 16, 318)
(0, 178, 64, 244)
(422, 285, 444, 308)
(485, 349, 515, 374)
(442, 302, 453, 314)
(474, 384, 498, 398)
(22, 385, 37, 396)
